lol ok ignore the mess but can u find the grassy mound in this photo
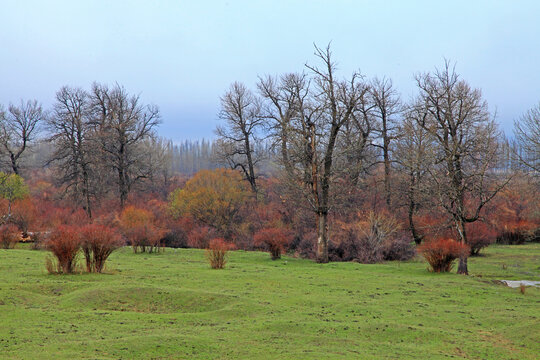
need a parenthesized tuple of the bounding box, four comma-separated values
(59, 286, 237, 313)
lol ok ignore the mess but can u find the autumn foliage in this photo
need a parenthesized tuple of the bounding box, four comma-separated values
(119, 206, 165, 253)
(466, 221, 496, 256)
(418, 239, 470, 273)
(254, 227, 293, 260)
(0, 224, 19, 249)
(45, 225, 81, 274)
(80, 224, 124, 273)
(206, 238, 235, 269)
(169, 169, 250, 238)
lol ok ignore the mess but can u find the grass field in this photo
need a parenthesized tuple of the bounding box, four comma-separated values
(1, 244, 539, 359)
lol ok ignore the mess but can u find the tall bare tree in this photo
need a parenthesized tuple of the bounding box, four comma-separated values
(395, 108, 434, 244)
(258, 73, 308, 175)
(414, 61, 506, 274)
(277, 44, 369, 263)
(514, 103, 540, 174)
(0, 100, 43, 174)
(369, 77, 401, 207)
(48, 86, 95, 217)
(90, 83, 160, 208)
(215, 82, 263, 193)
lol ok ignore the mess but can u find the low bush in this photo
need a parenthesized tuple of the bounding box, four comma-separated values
(496, 231, 528, 245)
(45, 225, 81, 274)
(0, 224, 19, 249)
(382, 234, 416, 261)
(291, 232, 317, 259)
(467, 221, 496, 256)
(253, 227, 293, 260)
(417, 238, 470, 273)
(80, 224, 124, 273)
(206, 238, 234, 269)
(329, 212, 411, 263)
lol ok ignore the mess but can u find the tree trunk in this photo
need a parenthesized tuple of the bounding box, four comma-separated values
(383, 137, 391, 208)
(457, 256, 468, 275)
(316, 211, 329, 263)
(408, 199, 422, 245)
(455, 217, 469, 275)
(244, 136, 257, 193)
(10, 154, 19, 175)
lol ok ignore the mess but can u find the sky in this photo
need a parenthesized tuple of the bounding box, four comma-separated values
(1, 0, 539, 142)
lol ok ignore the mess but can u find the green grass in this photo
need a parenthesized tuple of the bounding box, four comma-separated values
(1, 244, 539, 359)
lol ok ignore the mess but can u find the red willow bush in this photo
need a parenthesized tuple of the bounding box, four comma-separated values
(45, 225, 81, 274)
(253, 227, 293, 260)
(206, 238, 235, 269)
(417, 238, 470, 273)
(80, 224, 124, 273)
(0, 223, 20, 249)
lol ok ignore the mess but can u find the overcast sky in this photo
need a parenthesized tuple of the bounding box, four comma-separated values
(1, 0, 539, 141)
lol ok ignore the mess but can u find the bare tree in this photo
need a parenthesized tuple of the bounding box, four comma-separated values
(48, 86, 95, 217)
(395, 108, 434, 244)
(215, 82, 263, 193)
(337, 86, 375, 186)
(514, 103, 540, 174)
(143, 136, 174, 199)
(0, 100, 43, 174)
(278, 44, 369, 263)
(90, 83, 160, 208)
(258, 73, 308, 175)
(369, 77, 402, 207)
(414, 61, 506, 274)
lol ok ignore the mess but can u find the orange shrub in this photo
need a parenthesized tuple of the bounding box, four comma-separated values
(45, 225, 81, 274)
(253, 227, 293, 260)
(417, 238, 470, 273)
(80, 224, 124, 273)
(206, 238, 235, 269)
(119, 206, 165, 253)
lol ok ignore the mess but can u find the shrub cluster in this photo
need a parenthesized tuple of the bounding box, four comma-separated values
(44, 224, 123, 274)
(417, 238, 470, 273)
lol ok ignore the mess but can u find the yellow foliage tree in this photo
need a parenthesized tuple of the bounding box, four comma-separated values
(169, 169, 250, 237)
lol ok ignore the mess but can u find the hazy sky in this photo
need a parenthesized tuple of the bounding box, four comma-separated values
(1, 0, 539, 141)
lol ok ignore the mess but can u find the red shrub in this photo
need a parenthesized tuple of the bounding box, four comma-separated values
(254, 227, 293, 260)
(206, 238, 235, 269)
(417, 238, 470, 273)
(45, 225, 81, 274)
(0, 224, 20, 249)
(80, 224, 124, 273)
(467, 221, 496, 256)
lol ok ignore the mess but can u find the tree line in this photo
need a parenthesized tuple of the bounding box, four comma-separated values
(0, 45, 538, 276)
(214, 44, 540, 274)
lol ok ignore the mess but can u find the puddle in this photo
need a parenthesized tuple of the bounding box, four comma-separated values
(500, 280, 540, 288)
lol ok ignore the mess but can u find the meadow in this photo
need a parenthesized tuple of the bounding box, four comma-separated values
(1, 244, 539, 359)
